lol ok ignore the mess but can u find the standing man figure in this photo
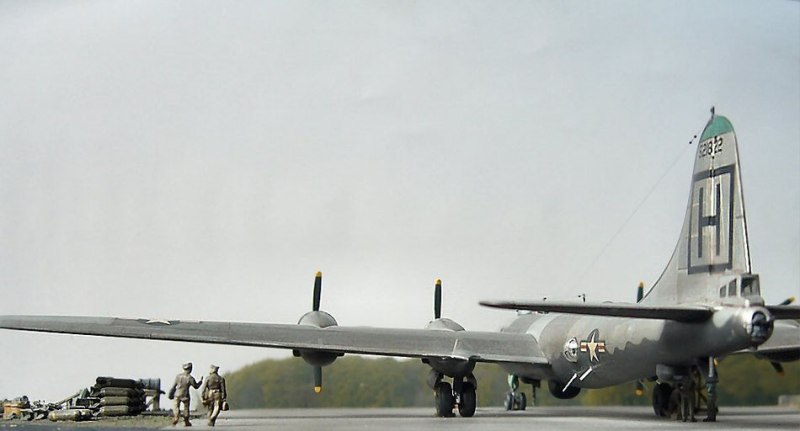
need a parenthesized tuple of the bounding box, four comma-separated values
(201, 364, 228, 427)
(168, 362, 203, 426)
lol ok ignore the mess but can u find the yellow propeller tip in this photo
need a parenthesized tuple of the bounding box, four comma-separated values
(635, 389, 644, 397)
(436, 279, 442, 285)
(638, 281, 644, 287)
(316, 271, 322, 277)
(314, 386, 322, 394)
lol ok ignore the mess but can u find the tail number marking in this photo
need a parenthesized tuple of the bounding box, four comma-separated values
(698, 136, 724, 159)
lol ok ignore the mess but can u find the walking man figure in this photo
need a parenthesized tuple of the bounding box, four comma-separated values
(168, 362, 203, 426)
(201, 364, 228, 427)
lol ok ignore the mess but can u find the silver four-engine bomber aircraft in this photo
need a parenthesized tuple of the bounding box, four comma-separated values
(2, 112, 799, 421)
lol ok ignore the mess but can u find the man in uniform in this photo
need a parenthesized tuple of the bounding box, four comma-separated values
(168, 362, 203, 426)
(201, 364, 227, 427)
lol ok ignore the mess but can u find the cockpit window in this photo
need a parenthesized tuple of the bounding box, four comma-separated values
(727, 280, 737, 297)
(741, 276, 760, 297)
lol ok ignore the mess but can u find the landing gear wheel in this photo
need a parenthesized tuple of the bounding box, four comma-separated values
(652, 383, 675, 417)
(517, 392, 527, 411)
(505, 391, 527, 411)
(458, 383, 477, 417)
(435, 382, 455, 417)
(504, 392, 513, 411)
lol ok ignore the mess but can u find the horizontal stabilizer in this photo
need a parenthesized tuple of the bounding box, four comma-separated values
(480, 300, 713, 322)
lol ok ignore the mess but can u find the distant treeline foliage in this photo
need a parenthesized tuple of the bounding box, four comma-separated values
(225, 355, 799, 409)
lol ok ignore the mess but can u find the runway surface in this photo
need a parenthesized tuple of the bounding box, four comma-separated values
(216, 407, 798, 430)
(1, 407, 797, 430)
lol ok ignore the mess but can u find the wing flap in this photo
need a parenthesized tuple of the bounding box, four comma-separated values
(0, 315, 547, 365)
(480, 300, 714, 322)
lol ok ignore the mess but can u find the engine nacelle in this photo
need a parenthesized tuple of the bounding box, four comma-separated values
(656, 364, 693, 384)
(299, 350, 339, 367)
(298, 310, 338, 328)
(548, 380, 581, 399)
(422, 318, 474, 377)
(297, 310, 340, 367)
(739, 306, 773, 346)
(425, 317, 465, 332)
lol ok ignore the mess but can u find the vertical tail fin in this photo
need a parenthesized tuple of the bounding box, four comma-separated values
(642, 112, 755, 305)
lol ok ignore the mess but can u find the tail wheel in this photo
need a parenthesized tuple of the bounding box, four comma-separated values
(435, 382, 455, 417)
(517, 392, 527, 411)
(458, 383, 476, 417)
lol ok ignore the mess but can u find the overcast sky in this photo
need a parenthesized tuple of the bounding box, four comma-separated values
(1, 1, 798, 401)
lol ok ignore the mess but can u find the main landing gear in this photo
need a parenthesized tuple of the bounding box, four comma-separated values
(652, 358, 718, 422)
(430, 372, 477, 417)
(503, 374, 532, 411)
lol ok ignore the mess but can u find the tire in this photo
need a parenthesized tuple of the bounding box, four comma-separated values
(652, 383, 674, 417)
(435, 382, 455, 417)
(504, 392, 513, 411)
(458, 384, 476, 417)
(518, 392, 527, 411)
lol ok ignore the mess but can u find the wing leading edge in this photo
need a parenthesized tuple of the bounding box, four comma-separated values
(0, 315, 548, 365)
(480, 300, 714, 322)
(480, 301, 800, 322)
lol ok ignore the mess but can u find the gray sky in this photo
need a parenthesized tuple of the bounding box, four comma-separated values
(1, 1, 798, 400)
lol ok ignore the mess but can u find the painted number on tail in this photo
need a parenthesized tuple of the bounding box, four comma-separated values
(699, 136, 724, 158)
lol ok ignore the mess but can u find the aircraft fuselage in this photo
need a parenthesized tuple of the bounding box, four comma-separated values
(500, 306, 766, 388)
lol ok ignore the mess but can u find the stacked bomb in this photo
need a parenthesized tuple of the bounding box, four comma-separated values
(90, 377, 147, 417)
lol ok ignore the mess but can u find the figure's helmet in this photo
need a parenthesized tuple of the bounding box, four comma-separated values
(182, 362, 193, 371)
(210, 364, 220, 373)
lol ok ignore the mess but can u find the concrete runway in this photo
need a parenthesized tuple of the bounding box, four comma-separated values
(1, 407, 797, 430)
(192, 406, 798, 430)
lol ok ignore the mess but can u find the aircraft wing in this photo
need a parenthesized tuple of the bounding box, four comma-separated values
(765, 305, 800, 320)
(740, 320, 800, 356)
(480, 300, 713, 322)
(0, 315, 547, 364)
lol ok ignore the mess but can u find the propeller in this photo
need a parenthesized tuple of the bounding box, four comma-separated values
(313, 271, 322, 311)
(314, 365, 323, 393)
(778, 296, 795, 306)
(313, 271, 322, 393)
(296, 271, 339, 394)
(766, 297, 794, 376)
(434, 279, 442, 319)
(635, 380, 645, 397)
(634, 282, 646, 396)
(425, 278, 464, 331)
